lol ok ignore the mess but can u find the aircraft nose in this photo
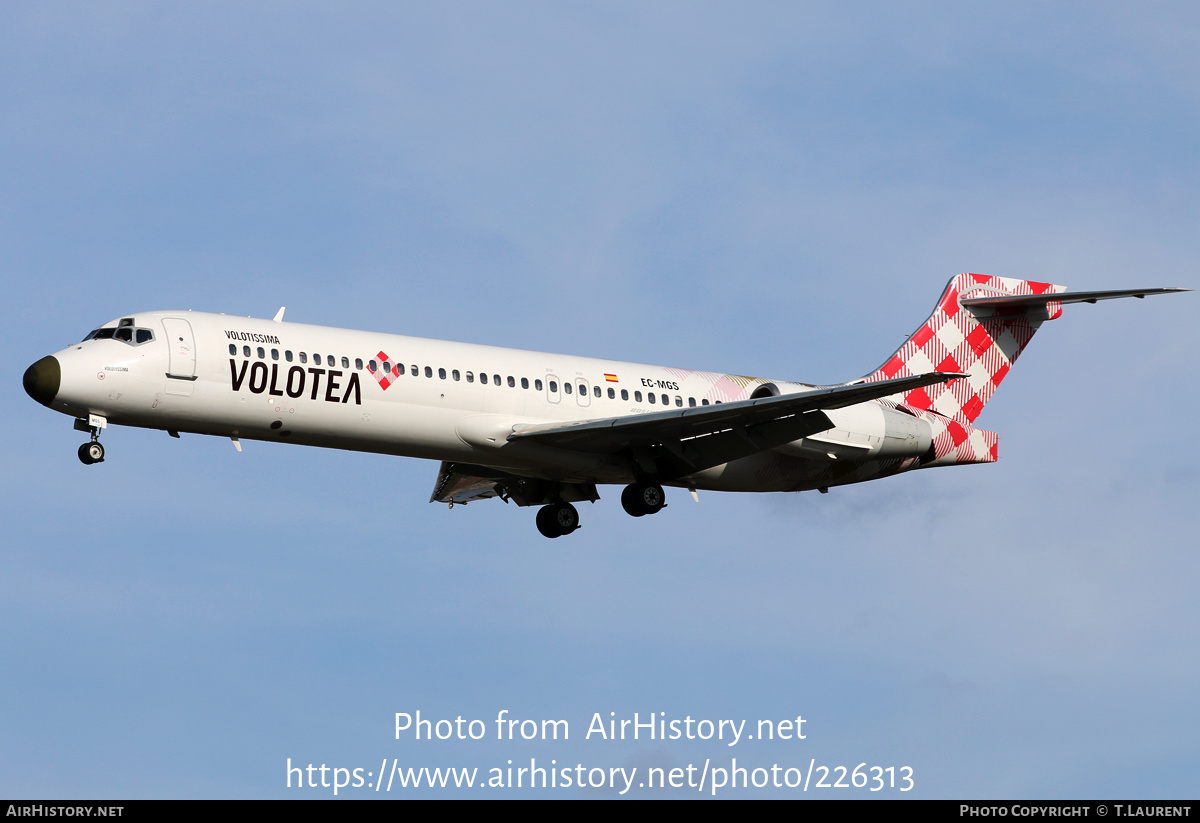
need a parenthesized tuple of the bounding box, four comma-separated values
(23, 355, 60, 406)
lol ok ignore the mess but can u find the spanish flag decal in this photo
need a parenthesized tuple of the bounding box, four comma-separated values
(604, 373, 619, 383)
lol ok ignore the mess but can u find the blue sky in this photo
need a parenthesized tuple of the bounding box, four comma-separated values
(3, 2, 1197, 798)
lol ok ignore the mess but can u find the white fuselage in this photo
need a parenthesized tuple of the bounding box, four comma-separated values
(37, 310, 933, 493)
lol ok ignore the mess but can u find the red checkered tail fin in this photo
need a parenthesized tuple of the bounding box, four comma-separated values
(865, 274, 1066, 424)
(863, 274, 1188, 425)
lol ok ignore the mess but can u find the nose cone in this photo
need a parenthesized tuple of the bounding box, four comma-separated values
(23, 355, 60, 406)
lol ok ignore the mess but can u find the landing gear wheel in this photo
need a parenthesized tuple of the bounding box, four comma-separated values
(78, 441, 105, 465)
(552, 502, 579, 535)
(621, 482, 665, 517)
(536, 503, 580, 538)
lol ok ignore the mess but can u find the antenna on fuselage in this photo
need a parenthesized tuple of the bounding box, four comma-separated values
(273, 307, 286, 323)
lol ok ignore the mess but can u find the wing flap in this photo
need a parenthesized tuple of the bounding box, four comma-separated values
(430, 461, 600, 507)
(429, 461, 508, 504)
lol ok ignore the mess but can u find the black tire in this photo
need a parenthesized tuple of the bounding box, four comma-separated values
(536, 505, 562, 538)
(78, 441, 104, 465)
(621, 484, 646, 517)
(622, 482, 665, 516)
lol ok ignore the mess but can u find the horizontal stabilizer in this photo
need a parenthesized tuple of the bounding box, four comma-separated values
(962, 286, 1188, 312)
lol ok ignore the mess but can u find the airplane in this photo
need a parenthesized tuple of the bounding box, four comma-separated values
(23, 273, 1187, 538)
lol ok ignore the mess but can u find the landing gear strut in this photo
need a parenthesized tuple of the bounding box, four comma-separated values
(621, 482, 666, 517)
(536, 502, 580, 538)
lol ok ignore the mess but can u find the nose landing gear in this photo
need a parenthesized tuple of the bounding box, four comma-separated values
(74, 415, 107, 465)
(78, 440, 105, 465)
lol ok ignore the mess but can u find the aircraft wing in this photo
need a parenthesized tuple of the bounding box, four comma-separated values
(507, 371, 964, 478)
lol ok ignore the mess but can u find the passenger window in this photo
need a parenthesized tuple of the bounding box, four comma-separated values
(439, 368, 447, 379)
(355, 358, 363, 370)
(621, 389, 628, 400)
(521, 377, 528, 389)
(425, 366, 433, 378)
(564, 383, 572, 394)
(675, 396, 682, 407)
(481, 373, 489, 385)
(368, 359, 377, 371)
(136, 329, 153, 344)
(272, 349, 280, 361)
(410, 365, 417, 376)
(608, 387, 615, 399)
(466, 371, 474, 383)
(549, 381, 557, 392)
(535, 379, 543, 391)
(256, 347, 264, 359)
(342, 357, 349, 369)
(229, 344, 237, 355)
(493, 374, 500, 385)
(244, 346, 252, 358)
(594, 386, 601, 398)
(702, 399, 709, 406)
(453, 370, 460, 381)
(688, 397, 696, 407)
(286, 351, 294, 362)
(507, 376, 515, 388)
(648, 393, 656, 404)
(634, 391, 642, 402)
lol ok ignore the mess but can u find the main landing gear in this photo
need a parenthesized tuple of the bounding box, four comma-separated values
(532, 483, 668, 537)
(536, 502, 580, 538)
(621, 482, 666, 517)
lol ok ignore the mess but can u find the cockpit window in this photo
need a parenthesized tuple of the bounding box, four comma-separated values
(83, 326, 155, 346)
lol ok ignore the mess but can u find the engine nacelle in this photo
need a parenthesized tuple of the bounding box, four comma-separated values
(772, 403, 932, 461)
